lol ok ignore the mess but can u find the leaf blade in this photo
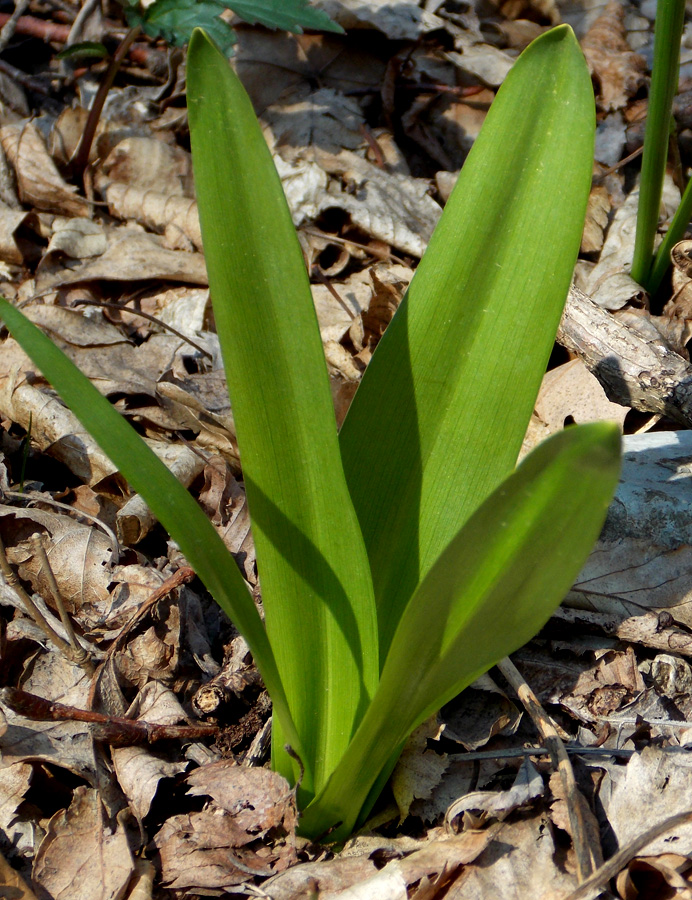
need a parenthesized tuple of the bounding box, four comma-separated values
(339, 25, 596, 659)
(300, 422, 621, 840)
(187, 29, 377, 795)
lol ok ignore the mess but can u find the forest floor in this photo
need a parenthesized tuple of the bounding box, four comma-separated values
(0, 1, 691, 898)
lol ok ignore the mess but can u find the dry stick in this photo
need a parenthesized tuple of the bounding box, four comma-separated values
(0, 531, 94, 673)
(496, 657, 599, 884)
(29, 533, 93, 673)
(0, 0, 31, 54)
(559, 809, 692, 900)
(72, 24, 142, 181)
(73, 299, 213, 359)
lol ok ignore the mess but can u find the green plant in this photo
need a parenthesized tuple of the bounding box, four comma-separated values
(0, 24, 620, 841)
(631, 0, 686, 293)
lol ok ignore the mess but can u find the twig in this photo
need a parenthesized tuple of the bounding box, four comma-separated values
(72, 25, 142, 181)
(0, 687, 217, 745)
(73, 299, 213, 359)
(0, 0, 31, 54)
(559, 809, 692, 900)
(497, 657, 599, 883)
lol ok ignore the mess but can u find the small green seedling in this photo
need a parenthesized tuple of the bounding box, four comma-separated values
(0, 25, 620, 841)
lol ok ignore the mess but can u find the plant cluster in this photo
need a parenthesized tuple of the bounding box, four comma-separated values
(0, 23, 622, 840)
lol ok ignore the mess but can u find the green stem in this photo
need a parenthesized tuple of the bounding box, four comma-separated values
(648, 165, 692, 293)
(631, 0, 685, 288)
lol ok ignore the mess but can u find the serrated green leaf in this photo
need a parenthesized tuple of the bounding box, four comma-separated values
(187, 29, 377, 797)
(339, 25, 596, 661)
(0, 297, 307, 778)
(300, 422, 621, 840)
(225, 0, 343, 33)
(127, 0, 235, 52)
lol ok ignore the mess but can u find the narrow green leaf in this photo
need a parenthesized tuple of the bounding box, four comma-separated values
(187, 30, 377, 795)
(339, 25, 596, 660)
(0, 298, 307, 774)
(300, 422, 621, 840)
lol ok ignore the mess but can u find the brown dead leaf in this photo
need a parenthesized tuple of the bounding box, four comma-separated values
(0, 655, 97, 782)
(155, 761, 296, 892)
(445, 813, 578, 898)
(197, 457, 256, 582)
(35, 225, 208, 292)
(0, 201, 34, 265)
(0, 848, 39, 900)
(581, 184, 611, 254)
(0, 122, 90, 217)
(522, 358, 629, 458)
(112, 684, 192, 823)
(605, 747, 692, 857)
(0, 505, 113, 615)
(96, 177, 202, 252)
(32, 786, 134, 900)
(446, 758, 544, 831)
(99, 136, 193, 196)
(581, 2, 647, 112)
(392, 717, 448, 823)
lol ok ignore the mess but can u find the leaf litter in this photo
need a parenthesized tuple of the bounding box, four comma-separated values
(1, 0, 692, 897)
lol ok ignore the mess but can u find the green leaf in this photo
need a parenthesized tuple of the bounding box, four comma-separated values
(0, 297, 306, 775)
(339, 25, 596, 660)
(225, 0, 343, 33)
(187, 29, 377, 797)
(127, 0, 235, 52)
(55, 42, 109, 60)
(300, 422, 621, 840)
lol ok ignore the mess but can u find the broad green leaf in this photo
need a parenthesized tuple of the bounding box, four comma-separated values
(0, 298, 306, 769)
(300, 422, 621, 840)
(128, 0, 235, 53)
(339, 25, 596, 660)
(226, 0, 343, 33)
(187, 30, 377, 796)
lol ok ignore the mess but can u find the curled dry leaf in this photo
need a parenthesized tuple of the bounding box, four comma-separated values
(95, 176, 202, 252)
(446, 758, 544, 832)
(0, 123, 90, 217)
(581, 1, 647, 112)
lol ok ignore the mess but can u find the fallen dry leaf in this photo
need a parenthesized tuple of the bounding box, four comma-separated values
(581, 2, 647, 111)
(0, 122, 89, 217)
(32, 786, 134, 900)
